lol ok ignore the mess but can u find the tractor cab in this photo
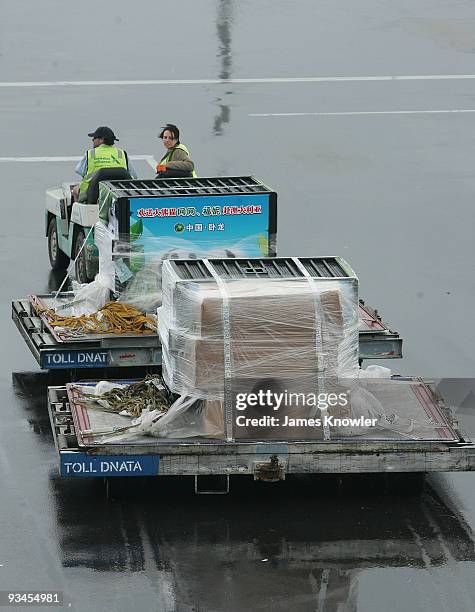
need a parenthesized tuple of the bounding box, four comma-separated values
(46, 168, 132, 283)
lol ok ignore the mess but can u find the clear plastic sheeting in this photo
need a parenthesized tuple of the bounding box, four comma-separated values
(68, 277, 111, 317)
(112, 235, 256, 313)
(158, 260, 360, 398)
(358, 365, 391, 379)
(132, 396, 225, 440)
(54, 221, 114, 317)
(94, 221, 115, 292)
(342, 377, 458, 440)
(68, 376, 459, 443)
(69, 381, 226, 442)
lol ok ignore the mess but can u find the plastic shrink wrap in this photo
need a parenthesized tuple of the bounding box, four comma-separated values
(111, 235, 259, 313)
(62, 221, 113, 316)
(153, 257, 362, 440)
(158, 257, 360, 397)
(86, 175, 278, 314)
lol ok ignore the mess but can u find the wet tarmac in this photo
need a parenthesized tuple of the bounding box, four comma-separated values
(1, 1, 475, 610)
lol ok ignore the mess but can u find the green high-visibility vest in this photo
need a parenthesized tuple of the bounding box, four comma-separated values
(160, 143, 197, 177)
(79, 145, 128, 196)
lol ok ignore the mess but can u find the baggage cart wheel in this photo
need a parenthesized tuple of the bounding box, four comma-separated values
(73, 229, 93, 284)
(48, 217, 70, 271)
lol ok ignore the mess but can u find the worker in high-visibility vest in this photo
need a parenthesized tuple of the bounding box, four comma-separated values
(72, 126, 137, 201)
(156, 124, 197, 178)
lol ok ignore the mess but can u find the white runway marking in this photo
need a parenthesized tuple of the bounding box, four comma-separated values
(250, 109, 475, 117)
(0, 155, 158, 169)
(1, 74, 475, 88)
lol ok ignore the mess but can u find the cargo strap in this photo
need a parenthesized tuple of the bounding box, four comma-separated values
(202, 259, 234, 441)
(292, 257, 331, 440)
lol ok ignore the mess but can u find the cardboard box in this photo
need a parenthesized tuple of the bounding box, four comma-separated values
(164, 279, 344, 340)
(160, 282, 346, 395)
(164, 334, 339, 393)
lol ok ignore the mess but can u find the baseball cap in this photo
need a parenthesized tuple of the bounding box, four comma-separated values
(87, 126, 119, 142)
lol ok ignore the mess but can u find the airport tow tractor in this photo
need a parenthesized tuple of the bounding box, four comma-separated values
(12, 176, 475, 490)
(46, 181, 98, 284)
(45, 167, 134, 283)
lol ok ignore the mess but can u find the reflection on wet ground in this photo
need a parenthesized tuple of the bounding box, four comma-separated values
(49, 472, 475, 611)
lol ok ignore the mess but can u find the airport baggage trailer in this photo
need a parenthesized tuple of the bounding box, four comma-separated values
(12, 293, 402, 371)
(47, 378, 475, 488)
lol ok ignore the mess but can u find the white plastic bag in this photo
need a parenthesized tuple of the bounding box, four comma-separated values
(94, 221, 115, 292)
(132, 395, 223, 439)
(94, 381, 127, 396)
(358, 365, 392, 379)
(70, 275, 111, 316)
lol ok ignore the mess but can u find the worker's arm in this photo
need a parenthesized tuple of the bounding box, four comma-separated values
(157, 166, 194, 178)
